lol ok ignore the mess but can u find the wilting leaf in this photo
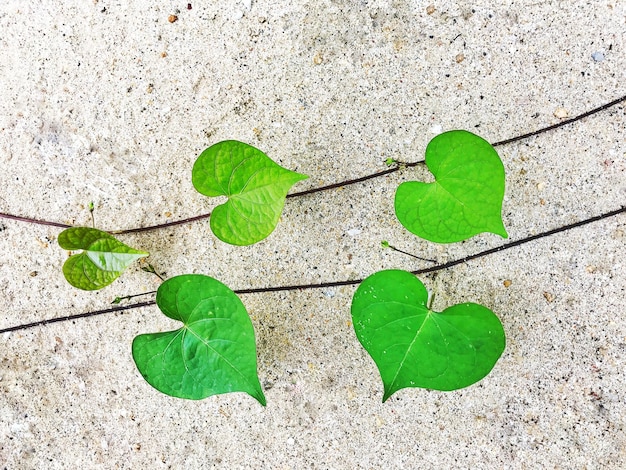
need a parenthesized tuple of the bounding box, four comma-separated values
(58, 227, 148, 290)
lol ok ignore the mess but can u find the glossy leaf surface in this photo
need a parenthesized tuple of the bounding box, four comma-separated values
(132, 274, 266, 405)
(351, 270, 505, 401)
(192, 140, 308, 245)
(58, 227, 148, 290)
(395, 130, 508, 243)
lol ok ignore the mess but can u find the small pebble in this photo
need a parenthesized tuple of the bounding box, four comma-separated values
(426, 5, 436, 15)
(553, 107, 568, 119)
(455, 53, 465, 63)
(591, 51, 604, 62)
(503, 280, 512, 288)
(543, 292, 556, 303)
(313, 52, 323, 65)
(168, 14, 178, 23)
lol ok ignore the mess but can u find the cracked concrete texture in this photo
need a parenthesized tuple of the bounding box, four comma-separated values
(0, 1, 625, 468)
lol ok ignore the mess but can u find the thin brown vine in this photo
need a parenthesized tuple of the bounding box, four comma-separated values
(0, 94, 624, 333)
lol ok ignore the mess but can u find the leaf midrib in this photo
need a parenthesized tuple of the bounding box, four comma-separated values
(387, 309, 433, 392)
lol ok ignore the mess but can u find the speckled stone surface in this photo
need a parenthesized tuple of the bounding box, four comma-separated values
(0, 1, 625, 468)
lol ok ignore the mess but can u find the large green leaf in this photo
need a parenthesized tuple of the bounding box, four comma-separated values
(58, 227, 148, 290)
(351, 270, 505, 401)
(192, 140, 308, 246)
(395, 130, 508, 243)
(132, 274, 266, 405)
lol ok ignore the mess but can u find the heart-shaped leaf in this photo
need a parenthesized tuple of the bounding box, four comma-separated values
(132, 274, 266, 405)
(58, 227, 148, 290)
(192, 140, 308, 246)
(395, 130, 508, 243)
(351, 269, 505, 401)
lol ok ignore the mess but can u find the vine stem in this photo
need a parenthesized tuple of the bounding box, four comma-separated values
(427, 292, 436, 311)
(1, 205, 623, 334)
(382, 241, 436, 263)
(1, 94, 624, 233)
(0, 213, 70, 229)
(0, 301, 156, 334)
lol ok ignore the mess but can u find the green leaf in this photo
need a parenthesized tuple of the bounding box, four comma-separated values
(192, 140, 308, 246)
(351, 270, 505, 401)
(132, 274, 266, 405)
(58, 227, 148, 290)
(394, 130, 508, 243)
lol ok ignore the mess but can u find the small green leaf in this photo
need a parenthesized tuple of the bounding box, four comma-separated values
(132, 274, 266, 405)
(395, 130, 508, 243)
(192, 140, 308, 246)
(58, 227, 148, 290)
(351, 270, 505, 401)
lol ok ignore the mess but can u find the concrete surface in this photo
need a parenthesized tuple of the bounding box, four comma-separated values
(0, 0, 625, 468)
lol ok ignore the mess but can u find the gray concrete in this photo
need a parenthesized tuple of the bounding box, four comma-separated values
(1, 1, 624, 468)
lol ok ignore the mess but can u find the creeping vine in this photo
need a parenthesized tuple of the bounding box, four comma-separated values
(0, 94, 624, 402)
(3, 94, 624, 235)
(1, 204, 622, 336)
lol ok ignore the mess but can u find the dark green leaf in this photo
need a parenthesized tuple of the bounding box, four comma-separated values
(351, 270, 505, 400)
(132, 274, 266, 405)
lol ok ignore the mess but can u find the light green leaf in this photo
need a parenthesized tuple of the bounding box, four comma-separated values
(395, 130, 508, 243)
(58, 227, 148, 290)
(132, 274, 266, 405)
(192, 140, 308, 246)
(351, 270, 505, 401)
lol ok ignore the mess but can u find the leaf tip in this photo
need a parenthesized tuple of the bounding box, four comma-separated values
(492, 221, 508, 239)
(382, 386, 397, 403)
(255, 391, 267, 407)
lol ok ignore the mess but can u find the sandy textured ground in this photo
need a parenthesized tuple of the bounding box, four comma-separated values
(1, 1, 625, 468)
